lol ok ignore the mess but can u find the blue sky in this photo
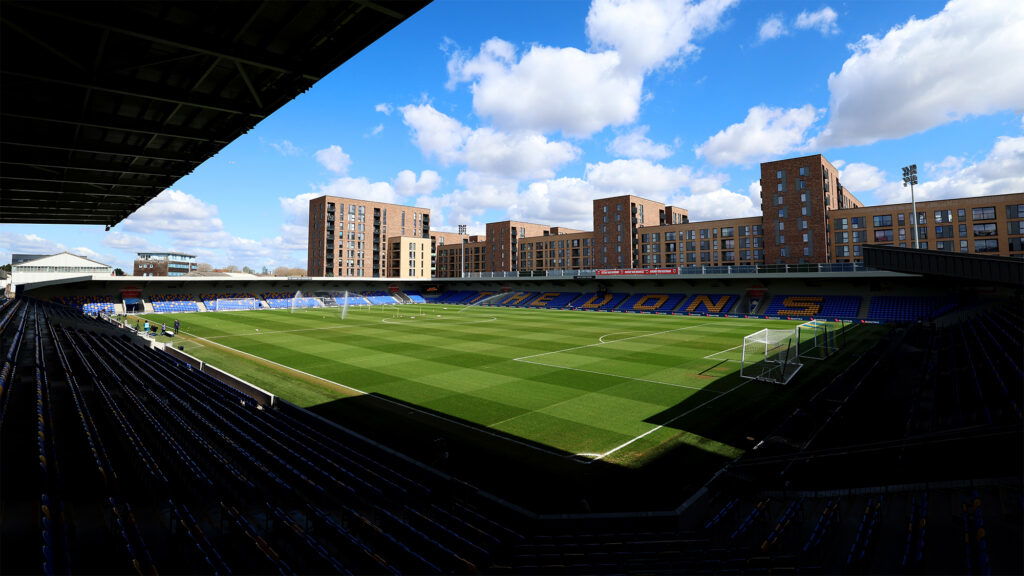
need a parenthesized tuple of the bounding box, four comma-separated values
(3, 0, 1022, 272)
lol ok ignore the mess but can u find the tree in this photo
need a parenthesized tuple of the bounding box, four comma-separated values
(197, 262, 213, 272)
(273, 266, 307, 277)
(113, 268, 126, 276)
(242, 266, 255, 274)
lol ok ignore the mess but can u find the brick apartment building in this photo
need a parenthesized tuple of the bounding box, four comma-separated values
(307, 155, 1024, 278)
(307, 196, 430, 277)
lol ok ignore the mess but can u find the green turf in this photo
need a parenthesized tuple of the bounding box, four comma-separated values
(142, 304, 836, 466)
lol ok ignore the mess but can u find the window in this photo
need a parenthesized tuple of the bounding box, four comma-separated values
(957, 208, 966, 222)
(798, 180, 807, 190)
(936, 241, 954, 252)
(778, 222, 785, 230)
(973, 223, 998, 236)
(776, 170, 784, 179)
(778, 208, 787, 218)
(799, 166, 809, 176)
(960, 240, 969, 252)
(800, 193, 807, 203)
(777, 182, 785, 192)
(775, 195, 784, 206)
(835, 217, 848, 230)
(851, 217, 865, 229)
(975, 239, 999, 252)
(721, 227, 734, 237)
(700, 229, 709, 239)
(802, 233, 809, 243)
(776, 234, 785, 244)
(935, 209, 952, 223)
(853, 245, 862, 257)
(973, 207, 996, 220)
(1007, 204, 1024, 219)
(800, 220, 808, 230)
(779, 247, 789, 257)
(898, 213, 906, 226)
(752, 225, 763, 236)
(1009, 221, 1024, 235)
(959, 223, 968, 237)
(873, 215, 892, 227)
(801, 206, 808, 216)
(739, 225, 750, 236)
(853, 230, 868, 243)
(836, 245, 849, 257)
(874, 230, 894, 242)
(935, 225, 954, 239)
(898, 228, 907, 241)
(835, 232, 849, 243)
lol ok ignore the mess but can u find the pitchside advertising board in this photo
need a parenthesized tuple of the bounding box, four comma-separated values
(596, 268, 677, 276)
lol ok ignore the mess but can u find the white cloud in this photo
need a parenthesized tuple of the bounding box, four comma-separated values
(102, 231, 151, 252)
(758, 16, 787, 42)
(400, 103, 472, 165)
(512, 178, 600, 229)
(314, 145, 352, 174)
(400, 104, 579, 179)
(608, 125, 673, 160)
(794, 7, 839, 35)
(671, 188, 761, 221)
(269, 139, 303, 156)
(446, 0, 737, 137)
(696, 104, 821, 166)
(375, 103, 393, 115)
(838, 162, 887, 192)
(0, 232, 66, 258)
(122, 189, 223, 236)
(815, 0, 1024, 148)
(449, 42, 641, 137)
(369, 124, 384, 137)
(586, 0, 739, 73)
(393, 169, 442, 198)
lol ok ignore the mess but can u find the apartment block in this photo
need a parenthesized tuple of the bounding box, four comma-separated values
(308, 196, 430, 277)
(387, 237, 431, 279)
(307, 158, 1023, 278)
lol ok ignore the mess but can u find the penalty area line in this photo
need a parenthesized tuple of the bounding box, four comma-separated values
(180, 332, 569, 460)
(513, 358, 719, 394)
(514, 322, 716, 362)
(586, 377, 753, 464)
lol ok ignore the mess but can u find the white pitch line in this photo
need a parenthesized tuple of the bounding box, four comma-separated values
(598, 331, 647, 344)
(513, 322, 716, 362)
(588, 378, 752, 463)
(514, 358, 719, 393)
(703, 343, 744, 361)
(178, 330, 569, 459)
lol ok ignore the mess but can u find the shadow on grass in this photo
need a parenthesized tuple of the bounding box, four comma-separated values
(308, 391, 747, 513)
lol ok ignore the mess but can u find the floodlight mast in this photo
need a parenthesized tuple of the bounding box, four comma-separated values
(458, 224, 467, 279)
(902, 164, 919, 249)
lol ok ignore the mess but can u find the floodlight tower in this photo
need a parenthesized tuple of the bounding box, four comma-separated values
(458, 224, 467, 278)
(902, 164, 919, 249)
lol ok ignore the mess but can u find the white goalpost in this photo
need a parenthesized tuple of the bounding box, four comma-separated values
(213, 297, 258, 311)
(796, 320, 840, 360)
(740, 328, 802, 385)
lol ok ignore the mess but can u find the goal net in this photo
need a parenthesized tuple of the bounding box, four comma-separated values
(213, 297, 258, 311)
(796, 320, 839, 360)
(740, 328, 802, 385)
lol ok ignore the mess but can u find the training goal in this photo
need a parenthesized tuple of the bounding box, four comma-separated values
(213, 297, 258, 311)
(740, 328, 802, 385)
(796, 320, 840, 360)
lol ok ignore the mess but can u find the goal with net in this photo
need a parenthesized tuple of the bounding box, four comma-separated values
(740, 328, 802, 385)
(796, 320, 840, 360)
(213, 297, 258, 311)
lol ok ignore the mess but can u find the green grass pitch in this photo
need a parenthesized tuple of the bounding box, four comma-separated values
(142, 305, 823, 466)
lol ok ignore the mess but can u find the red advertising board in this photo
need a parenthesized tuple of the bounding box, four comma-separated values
(595, 268, 676, 276)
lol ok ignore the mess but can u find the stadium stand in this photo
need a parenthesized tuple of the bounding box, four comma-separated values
(148, 294, 200, 313)
(763, 295, 862, 319)
(262, 292, 322, 309)
(497, 292, 582, 309)
(362, 291, 401, 305)
(619, 293, 687, 314)
(404, 291, 428, 303)
(570, 292, 629, 311)
(0, 301, 524, 574)
(200, 293, 259, 311)
(867, 295, 957, 322)
(679, 294, 739, 315)
(51, 295, 116, 315)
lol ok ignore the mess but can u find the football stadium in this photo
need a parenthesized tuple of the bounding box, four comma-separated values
(2, 2, 1022, 575)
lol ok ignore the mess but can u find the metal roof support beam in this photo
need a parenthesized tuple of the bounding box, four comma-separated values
(0, 140, 203, 164)
(2, 70, 266, 117)
(1, 112, 230, 144)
